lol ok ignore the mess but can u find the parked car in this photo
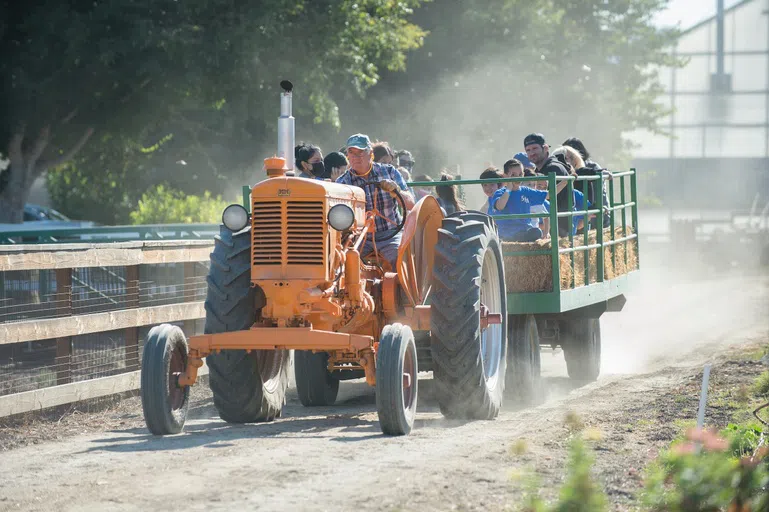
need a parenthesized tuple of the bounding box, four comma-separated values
(23, 204, 73, 222)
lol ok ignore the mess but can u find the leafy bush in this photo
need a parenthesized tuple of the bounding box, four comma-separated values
(723, 423, 765, 458)
(129, 184, 229, 225)
(642, 428, 769, 511)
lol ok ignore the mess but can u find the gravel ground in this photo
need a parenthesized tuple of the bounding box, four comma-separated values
(0, 271, 766, 512)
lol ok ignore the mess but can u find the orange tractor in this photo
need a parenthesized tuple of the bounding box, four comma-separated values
(140, 82, 506, 436)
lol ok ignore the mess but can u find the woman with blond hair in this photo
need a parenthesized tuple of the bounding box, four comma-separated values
(550, 145, 585, 172)
(551, 145, 592, 234)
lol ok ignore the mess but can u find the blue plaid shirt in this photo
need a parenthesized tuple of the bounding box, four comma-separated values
(336, 163, 409, 234)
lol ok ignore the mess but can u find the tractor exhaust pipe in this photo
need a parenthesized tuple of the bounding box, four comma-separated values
(278, 80, 295, 172)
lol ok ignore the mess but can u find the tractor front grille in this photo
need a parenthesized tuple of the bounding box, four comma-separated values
(252, 201, 282, 265)
(287, 201, 324, 265)
(251, 200, 325, 267)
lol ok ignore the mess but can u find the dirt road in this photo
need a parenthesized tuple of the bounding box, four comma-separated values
(1, 270, 767, 512)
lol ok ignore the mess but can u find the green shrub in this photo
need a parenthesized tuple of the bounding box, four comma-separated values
(553, 439, 608, 512)
(642, 428, 769, 511)
(723, 423, 764, 458)
(129, 184, 229, 225)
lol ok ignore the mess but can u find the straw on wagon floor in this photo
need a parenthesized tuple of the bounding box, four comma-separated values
(502, 227, 638, 293)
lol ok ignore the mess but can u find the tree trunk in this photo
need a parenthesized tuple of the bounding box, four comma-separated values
(0, 174, 31, 223)
(0, 126, 93, 224)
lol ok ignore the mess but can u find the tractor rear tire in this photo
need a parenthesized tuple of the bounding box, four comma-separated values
(563, 317, 601, 382)
(204, 226, 289, 423)
(430, 211, 507, 420)
(140, 324, 190, 435)
(506, 314, 542, 406)
(376, 323, 418, 436)
(295, 351, 339, 407)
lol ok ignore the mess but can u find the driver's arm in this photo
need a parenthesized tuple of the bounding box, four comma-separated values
(399, 188, 415, 210)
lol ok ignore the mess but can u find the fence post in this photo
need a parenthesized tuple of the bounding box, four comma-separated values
(183, 262, 197, 336)
(54, 268, 72, 385)
(124, 265, 140, 371)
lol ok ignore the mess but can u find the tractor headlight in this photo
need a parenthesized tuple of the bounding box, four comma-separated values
(327, 204, 355, 231)
(222, 204, 249, 232)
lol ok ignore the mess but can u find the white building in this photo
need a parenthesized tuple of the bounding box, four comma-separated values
(631, 0, 769, 208)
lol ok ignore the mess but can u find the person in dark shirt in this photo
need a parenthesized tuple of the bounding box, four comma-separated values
(523, 133, 572, 237)
(563, 137, 612, 228)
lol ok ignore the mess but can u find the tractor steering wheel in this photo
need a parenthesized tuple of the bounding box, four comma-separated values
(362, 180, 407, 242)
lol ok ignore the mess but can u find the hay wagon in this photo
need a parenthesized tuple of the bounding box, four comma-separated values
(410, 170, 640, 403)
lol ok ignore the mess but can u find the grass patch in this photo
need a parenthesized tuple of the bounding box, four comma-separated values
(752, 370, 769, 397)
(510, 439, 529, 456)
(564, 410, 584, 433)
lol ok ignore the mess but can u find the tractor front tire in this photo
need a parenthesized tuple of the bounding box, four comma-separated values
(376, 323, 418, 436)
(295, 351, 339, 407)
(506, 314, 542, 406)
(204, 226, 289, 423)
(563, 317, 601, 382)
(430, 211, 507, 420)
(140, 324, 190, 435)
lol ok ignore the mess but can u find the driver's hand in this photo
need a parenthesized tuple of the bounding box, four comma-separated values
(379, 179, 398, 193)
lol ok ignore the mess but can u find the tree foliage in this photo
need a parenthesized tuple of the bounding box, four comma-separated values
(128, 185, 230, 225)
(3, 0, 679, 224)
(1, 0, 425, 222)
(340, 0, 681, 174)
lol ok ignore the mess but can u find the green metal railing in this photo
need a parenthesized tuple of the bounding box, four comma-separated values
(0, 224, 220, 245)
(408, 169, 640, 295)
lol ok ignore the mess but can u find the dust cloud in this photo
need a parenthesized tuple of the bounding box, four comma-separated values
(599, 234, 769, 376)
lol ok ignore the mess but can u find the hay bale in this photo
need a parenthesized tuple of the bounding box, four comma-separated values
(502, 227, 638, 293)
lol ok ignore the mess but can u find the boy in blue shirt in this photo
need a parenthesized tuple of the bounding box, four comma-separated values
(491, 159, 568, 242)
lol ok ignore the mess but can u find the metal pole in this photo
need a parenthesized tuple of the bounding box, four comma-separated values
(697, 364, 712, 429)
(242, 185, 251, 212)
(567, 179, 575, 288)
(596, 175, 605, 282)
(609, 180, 616, 272)
(582, 178, 590, 286)
(278, 82, 295, 171)
(630, 168, 640, 269)
(716, 0, 725, 77)
(549, 174, 561, 295)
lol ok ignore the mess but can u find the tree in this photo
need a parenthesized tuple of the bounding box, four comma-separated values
(129, 185, 230, 225)
(338, 0, 680, 174)
(2, 0, 426, 223)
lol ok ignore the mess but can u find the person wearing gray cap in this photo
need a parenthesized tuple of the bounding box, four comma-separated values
(524, 133, 571, 237)
(336, 133, 415, 269)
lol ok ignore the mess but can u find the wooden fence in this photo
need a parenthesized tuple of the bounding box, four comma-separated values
(0, 240, 214, 417)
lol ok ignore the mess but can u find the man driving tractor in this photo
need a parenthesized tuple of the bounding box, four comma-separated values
(336, 133, 415, 269)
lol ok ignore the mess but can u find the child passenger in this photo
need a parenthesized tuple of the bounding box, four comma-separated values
(491, 159, 547, 242)
(479, 167, 505, 214)
(490, 160, 568, 242)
